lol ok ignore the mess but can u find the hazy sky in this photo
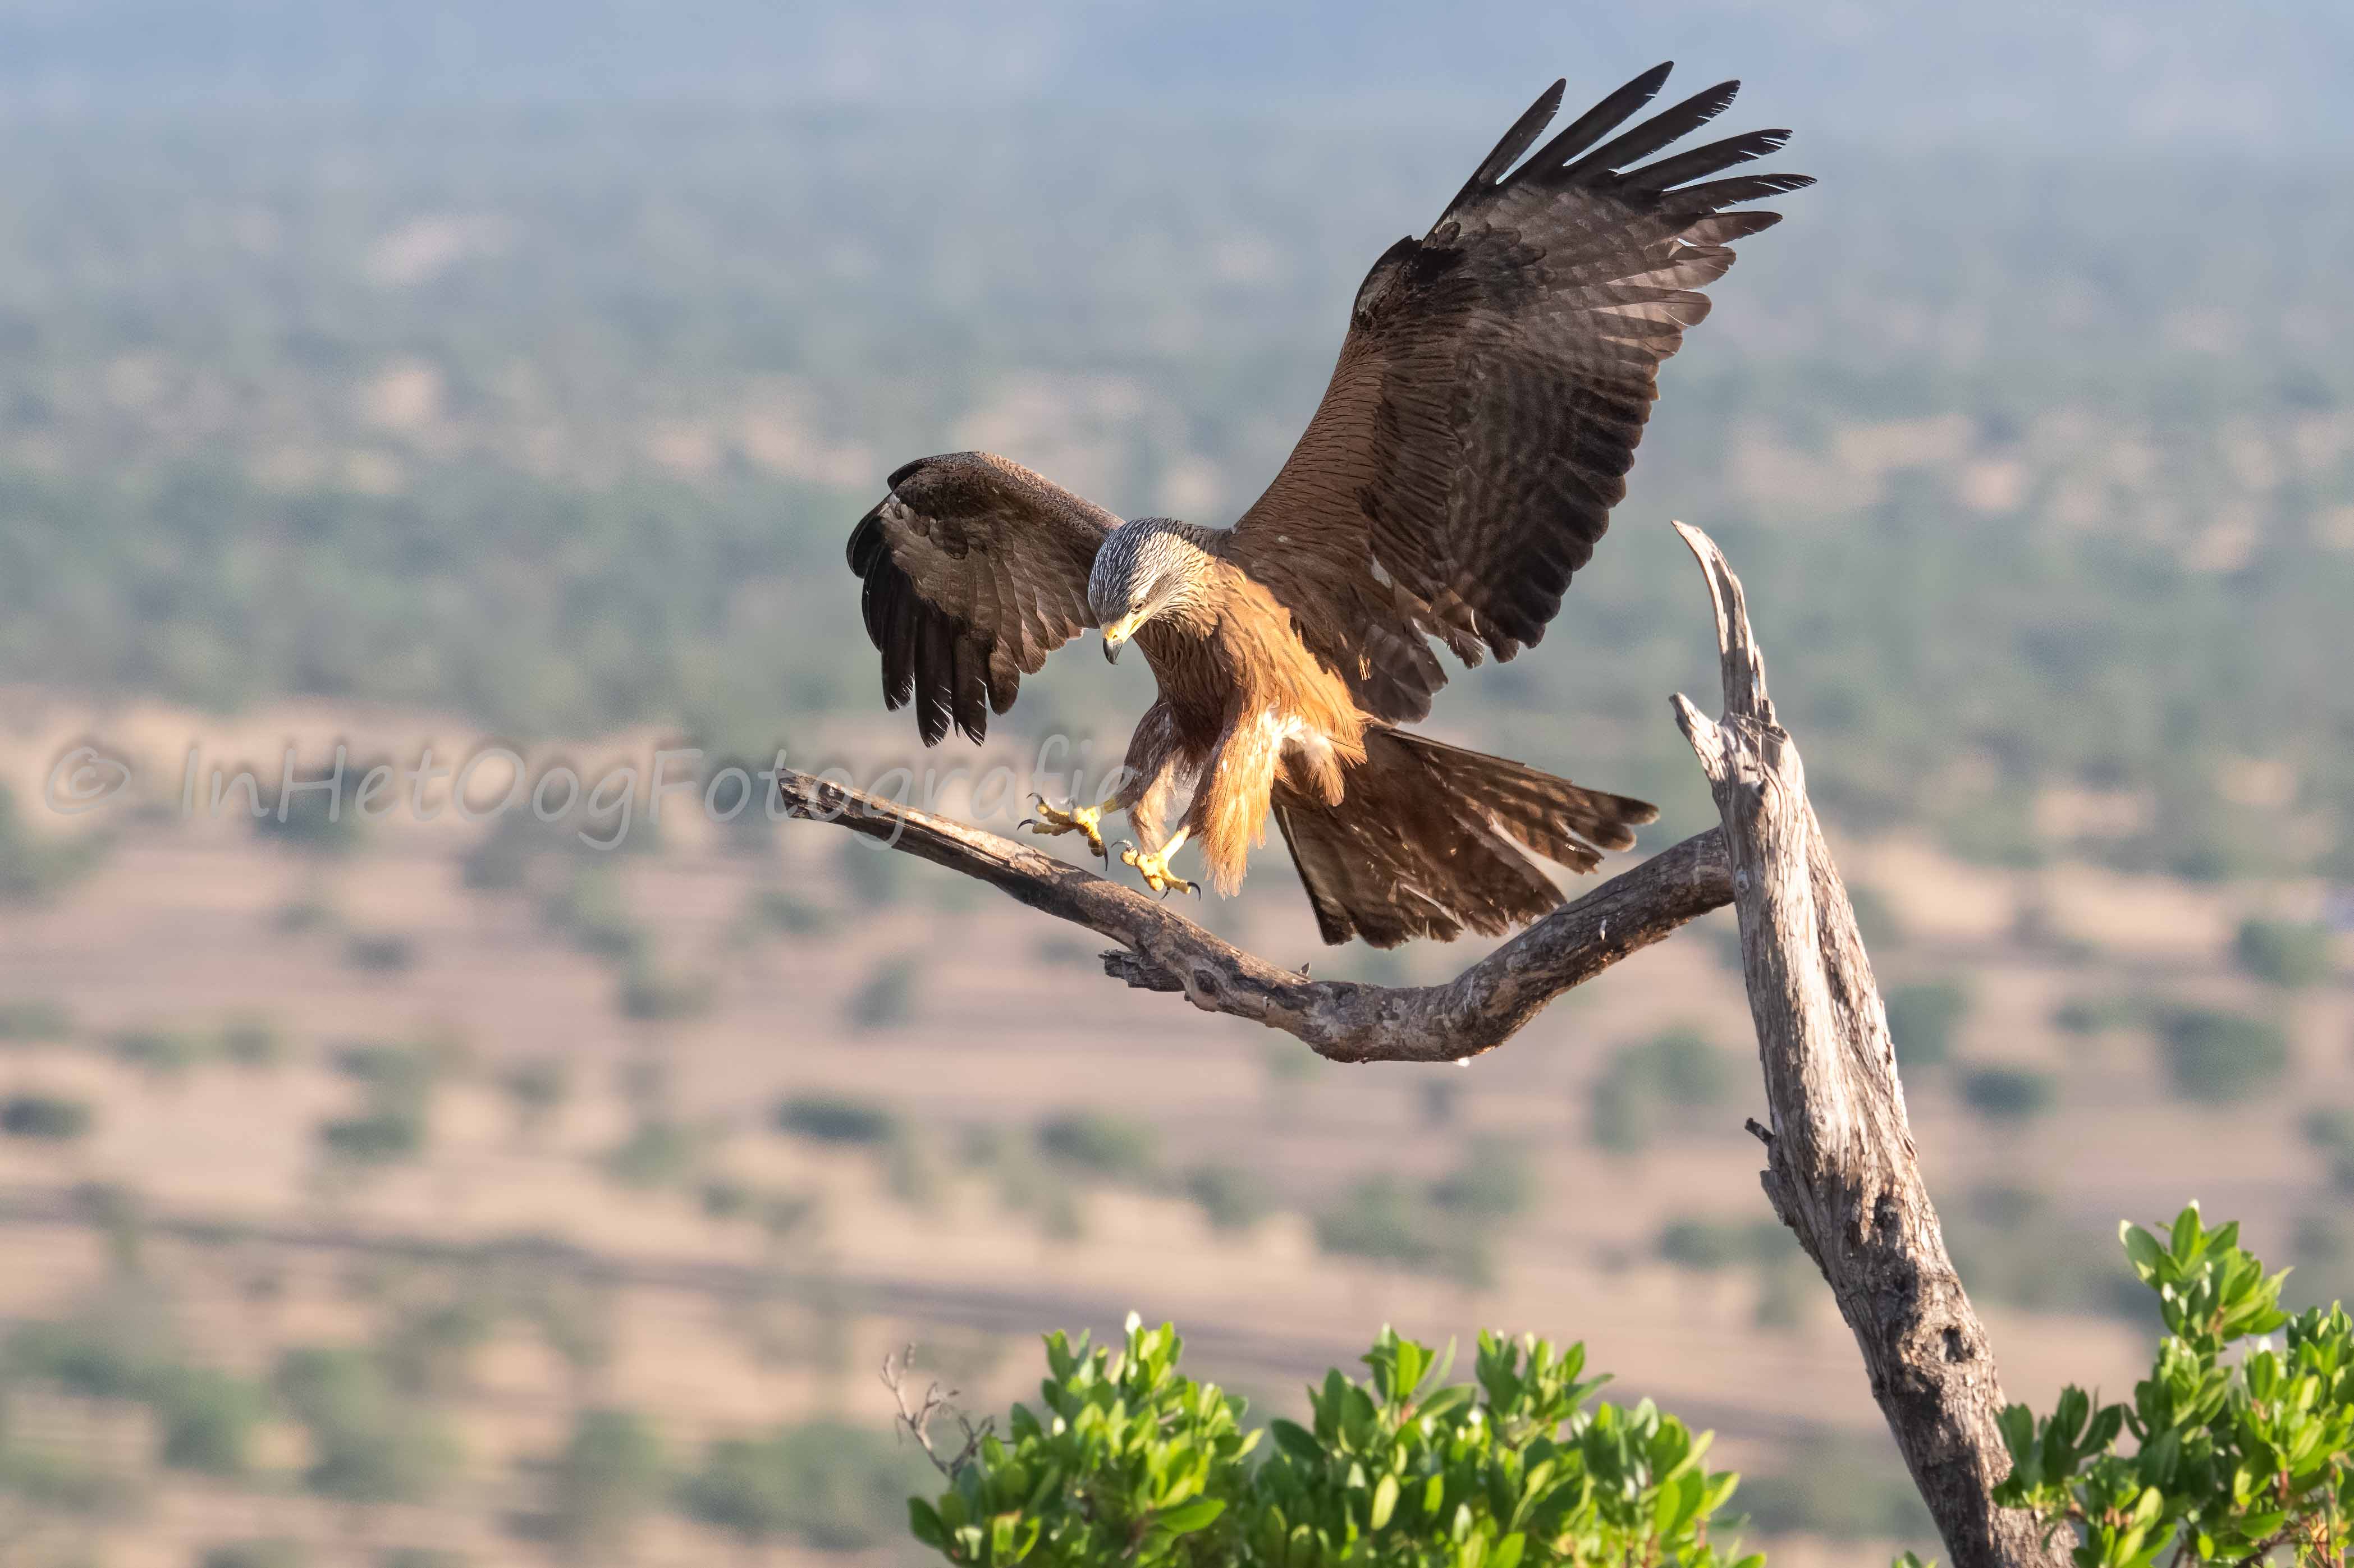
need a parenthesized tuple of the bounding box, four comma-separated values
(0, 1, 2346, 154)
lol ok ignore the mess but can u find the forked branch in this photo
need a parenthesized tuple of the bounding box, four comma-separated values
(1669, 521, 2060, 1568)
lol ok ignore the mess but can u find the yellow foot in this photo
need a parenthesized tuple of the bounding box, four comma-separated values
(1119, 841, 1198, 897)
(1019, 795, 1109, 860)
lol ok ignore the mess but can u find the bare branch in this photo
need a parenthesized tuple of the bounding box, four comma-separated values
(778, 769, 1732, 1063)
(881, 1344, 990, 1478)
(1669, 520, 2064, 1568)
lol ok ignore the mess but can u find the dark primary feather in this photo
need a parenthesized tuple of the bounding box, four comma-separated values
(845, 451, 1116, 745)
(1225, 62, 1811, 711)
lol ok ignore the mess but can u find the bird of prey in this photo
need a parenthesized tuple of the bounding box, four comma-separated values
(846, 64, 1807, 947)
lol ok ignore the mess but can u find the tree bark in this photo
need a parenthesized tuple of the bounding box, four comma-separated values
(1668, 522, 2064, 1568)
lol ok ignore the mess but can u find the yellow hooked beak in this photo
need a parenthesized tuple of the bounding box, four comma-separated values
(1101, 611, 1147, 664)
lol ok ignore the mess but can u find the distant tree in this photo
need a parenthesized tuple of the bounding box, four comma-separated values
(274, 1345, 457, 1504)
(1587, 1026, 1732, 1154)
(0, 997, 72, 1043)
(678, 1420, 918, 1554)
(498, 1056, 571, 1142)
(775, 1093, 899, 1147)
(2156, 1005, 2291, 1104)
(199, 1542, 308, 1568)
(1183, 1164, 1270, 1235)
(1036, 1111, 1157, 1181)
(846, 955, 920, 1030)
(546, 1407, 666, 1561)
(0, 1092, 93, 1141)
(219, 1015, 287, 1069)
(1959, 1065, 2058, 1124)
(344, 931, 419, 973)
(2234, 918, 2334, 989)
(1884, 979, 1972, 1070)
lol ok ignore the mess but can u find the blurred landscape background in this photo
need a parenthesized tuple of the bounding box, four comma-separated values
(2, 3, 2353, 1565)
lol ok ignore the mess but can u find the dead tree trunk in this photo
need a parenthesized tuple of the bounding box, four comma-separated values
(779, 521, 2059, 1568)
(1669, 524, 2065, 1568)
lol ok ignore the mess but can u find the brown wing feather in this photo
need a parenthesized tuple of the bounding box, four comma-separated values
(1224, 64, 1810, 707)
(845, 451, 1117, 744)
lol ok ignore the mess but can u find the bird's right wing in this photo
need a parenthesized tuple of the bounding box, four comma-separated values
(845, 451, 1118, 744)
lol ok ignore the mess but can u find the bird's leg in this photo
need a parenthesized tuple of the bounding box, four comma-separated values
(1018, 793, 1112, 860)
(1119, 826, 1198, 897)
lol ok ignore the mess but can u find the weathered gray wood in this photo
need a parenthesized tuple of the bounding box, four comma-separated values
(1668, 521, 2063, 1568)
(776, 769, 1732, 1062)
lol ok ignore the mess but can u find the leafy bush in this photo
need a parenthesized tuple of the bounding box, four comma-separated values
(1587, 1028, 1732, 1155)
(1183, 1163, 1270, 1234)
(848, 955, 920, 1030)
(1428, 1142, 1537, 1222)
(0, 997, 71, 1042)
(0, 1092, 93, 1140)
(617, 960, 715, 1021)
(1959, 1065, 2058, 1124)
(1313, 1175, 1490, 1287)
(2155, 1007, 2291, 1104)
(1997, 1204, 2353, 1568)
(199, 1543, 308, 1568)
(1036, 1111, 1157, 1180)
(1884, 980, 1971, 1070)
(601, 1117, 699, 1190)
(2233, 918, 2334, 989)
(219, 1015, 286, 1067)
(1655, 1217, 1789, 1273)
(112, 1025, 210, 1077)
(546, 1406, 666, 1556)
(776, 1093, 900, 1146)
(906, 1318, 1757, 1568)
(679, 1419, 922, 1552)
(275, 1345, 457, 1503)
(345, 931, 419, 973)
(2053, 994, 2138, 1037)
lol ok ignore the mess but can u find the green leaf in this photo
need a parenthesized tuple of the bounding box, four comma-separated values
(1156, 1496, 1226, 1534)
(1371, 1473, 1400, 1529)
(909, 1497, 949, 1549)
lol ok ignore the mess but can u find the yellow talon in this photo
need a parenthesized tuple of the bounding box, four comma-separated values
(1021, 795, 1110, 859)
(1120, 842, 1198, 897)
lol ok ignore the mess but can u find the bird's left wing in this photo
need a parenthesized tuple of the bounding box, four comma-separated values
(846, 451, 1118, 744)
(1225, 65, 1811, 715)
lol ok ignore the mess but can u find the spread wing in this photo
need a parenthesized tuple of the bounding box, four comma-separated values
(1224, 63, 1811, 721)
(845, 451, 1118, 744)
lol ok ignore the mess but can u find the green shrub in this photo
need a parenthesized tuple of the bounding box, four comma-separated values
(112, 1025, 210, 1076)
(1996, 1205, 2354, 1568)
(679, 1419, 923, 1552)
(1885, 980, 1971, 1070)
(344, 931, 418, 973)
(199, 1543, 308, 1568)
(1313, 1175, 1490, 1287)
(1183, 1164, 1270, 1234)
(150, 1364, 268, 1475)
(1428, 1142, 1536, 1222)
(1035, 1111, 1157, 1180)
(848, 955, 920, 1030)
(275, 1345, 457, 1503)
(1959, 1065, 2058, 1124)
(601, 1118, 698, 1190)
(1655, 1217, 1789, 1273)
(617, 960, 715, 1021)
(547, 1407, 666, 1556)
(0, 997, 71, 1042)
(905, 1318, 1757, 1568)
(219, 1015, 286, 1067)
(775, 1093, 899, 1146)
(2053, 994, 2137, 1037)
(0, 1092, 93, 1140)
(2155, 1006, 2291, 1104)
(320, 1108, 426, 1165)
(2233, 918, 2334, 989)
(1587, 1028, 1732, 1155)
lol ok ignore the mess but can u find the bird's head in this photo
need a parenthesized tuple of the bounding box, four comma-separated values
(1089, 520, 1210, 663)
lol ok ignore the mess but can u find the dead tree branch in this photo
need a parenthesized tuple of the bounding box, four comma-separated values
(1668, 521, 2061, 1568)
(776, 768, 1730, 1063)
